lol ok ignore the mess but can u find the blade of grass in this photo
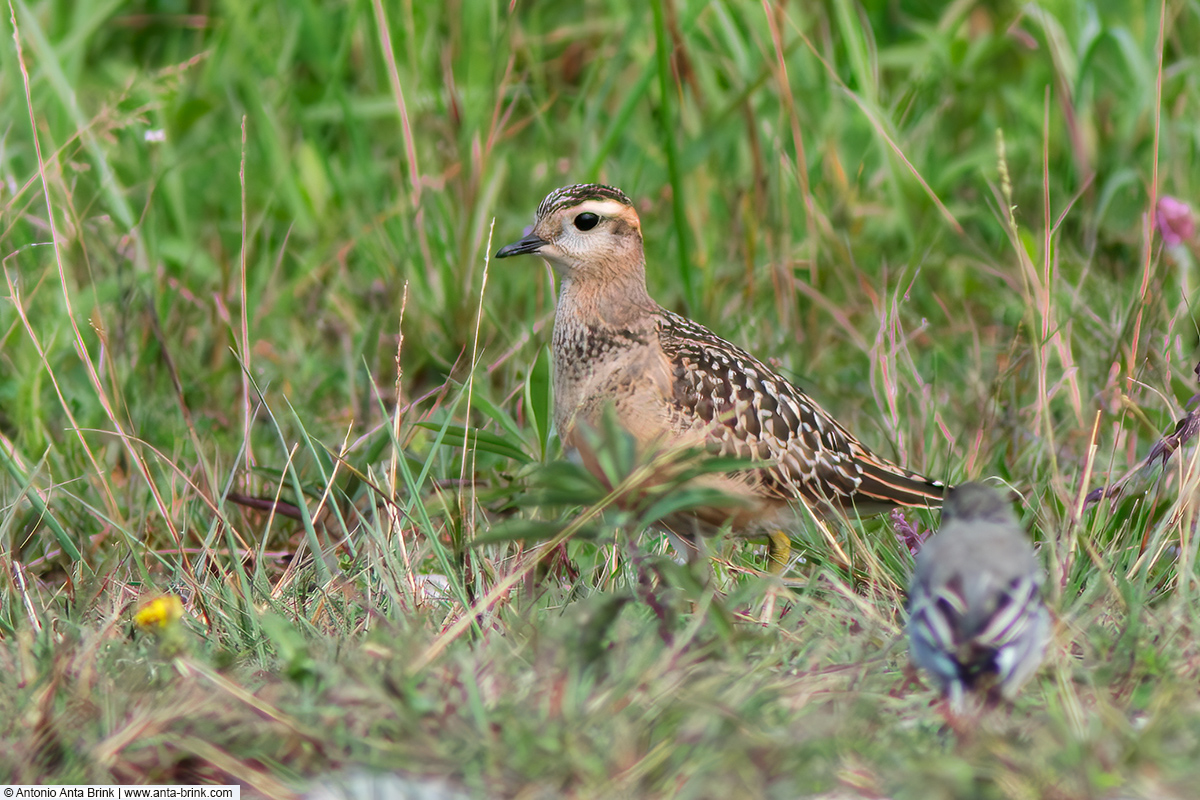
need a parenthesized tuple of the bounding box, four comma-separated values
(650, 0, 695, 310)
(0, 434, 81, 562)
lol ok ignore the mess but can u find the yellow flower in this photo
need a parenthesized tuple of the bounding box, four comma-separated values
(134, 594, 184, 631)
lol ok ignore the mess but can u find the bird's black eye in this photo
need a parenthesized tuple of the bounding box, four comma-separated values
(573, 212, 600, 231)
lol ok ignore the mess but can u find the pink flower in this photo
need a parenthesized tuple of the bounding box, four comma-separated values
(1157, 196, 1195, 246)
(891, 507, 928, 555)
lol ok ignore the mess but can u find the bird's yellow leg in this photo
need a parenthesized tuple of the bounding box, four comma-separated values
(766, 530, 791, 575)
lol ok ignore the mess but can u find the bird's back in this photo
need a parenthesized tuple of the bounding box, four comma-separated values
(908, 510, 1049, 705)
(656, 307, 945, 515)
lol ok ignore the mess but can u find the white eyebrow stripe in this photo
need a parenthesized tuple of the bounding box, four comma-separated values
(573, 199, 628, 217)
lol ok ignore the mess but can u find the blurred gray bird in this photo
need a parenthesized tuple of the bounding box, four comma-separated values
(906, 482, 1049, 710)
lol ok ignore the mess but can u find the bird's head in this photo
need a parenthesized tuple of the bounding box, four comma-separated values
(495, 184, 645, 280)
(942, 482, 1018, 526)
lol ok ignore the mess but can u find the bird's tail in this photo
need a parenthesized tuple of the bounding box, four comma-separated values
(855, 456, 947, 508)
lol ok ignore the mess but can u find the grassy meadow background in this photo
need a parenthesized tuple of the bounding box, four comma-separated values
(2, 0, 1200, 796)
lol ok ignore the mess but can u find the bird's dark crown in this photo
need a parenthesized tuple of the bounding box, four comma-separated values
(537, 183, 632, 219)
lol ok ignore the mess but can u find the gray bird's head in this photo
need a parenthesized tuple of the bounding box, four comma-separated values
(495, 184, 645, 280)
(942, 482, 1018, 526)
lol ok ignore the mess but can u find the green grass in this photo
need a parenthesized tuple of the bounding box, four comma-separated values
(3, 0, 1200, 796)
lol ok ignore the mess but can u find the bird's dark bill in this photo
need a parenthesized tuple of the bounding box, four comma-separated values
(496, 232, 548, 258)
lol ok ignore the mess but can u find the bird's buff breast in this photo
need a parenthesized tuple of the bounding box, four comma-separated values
(549, 320, 676, 450)
(550, 321, 771, 527)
